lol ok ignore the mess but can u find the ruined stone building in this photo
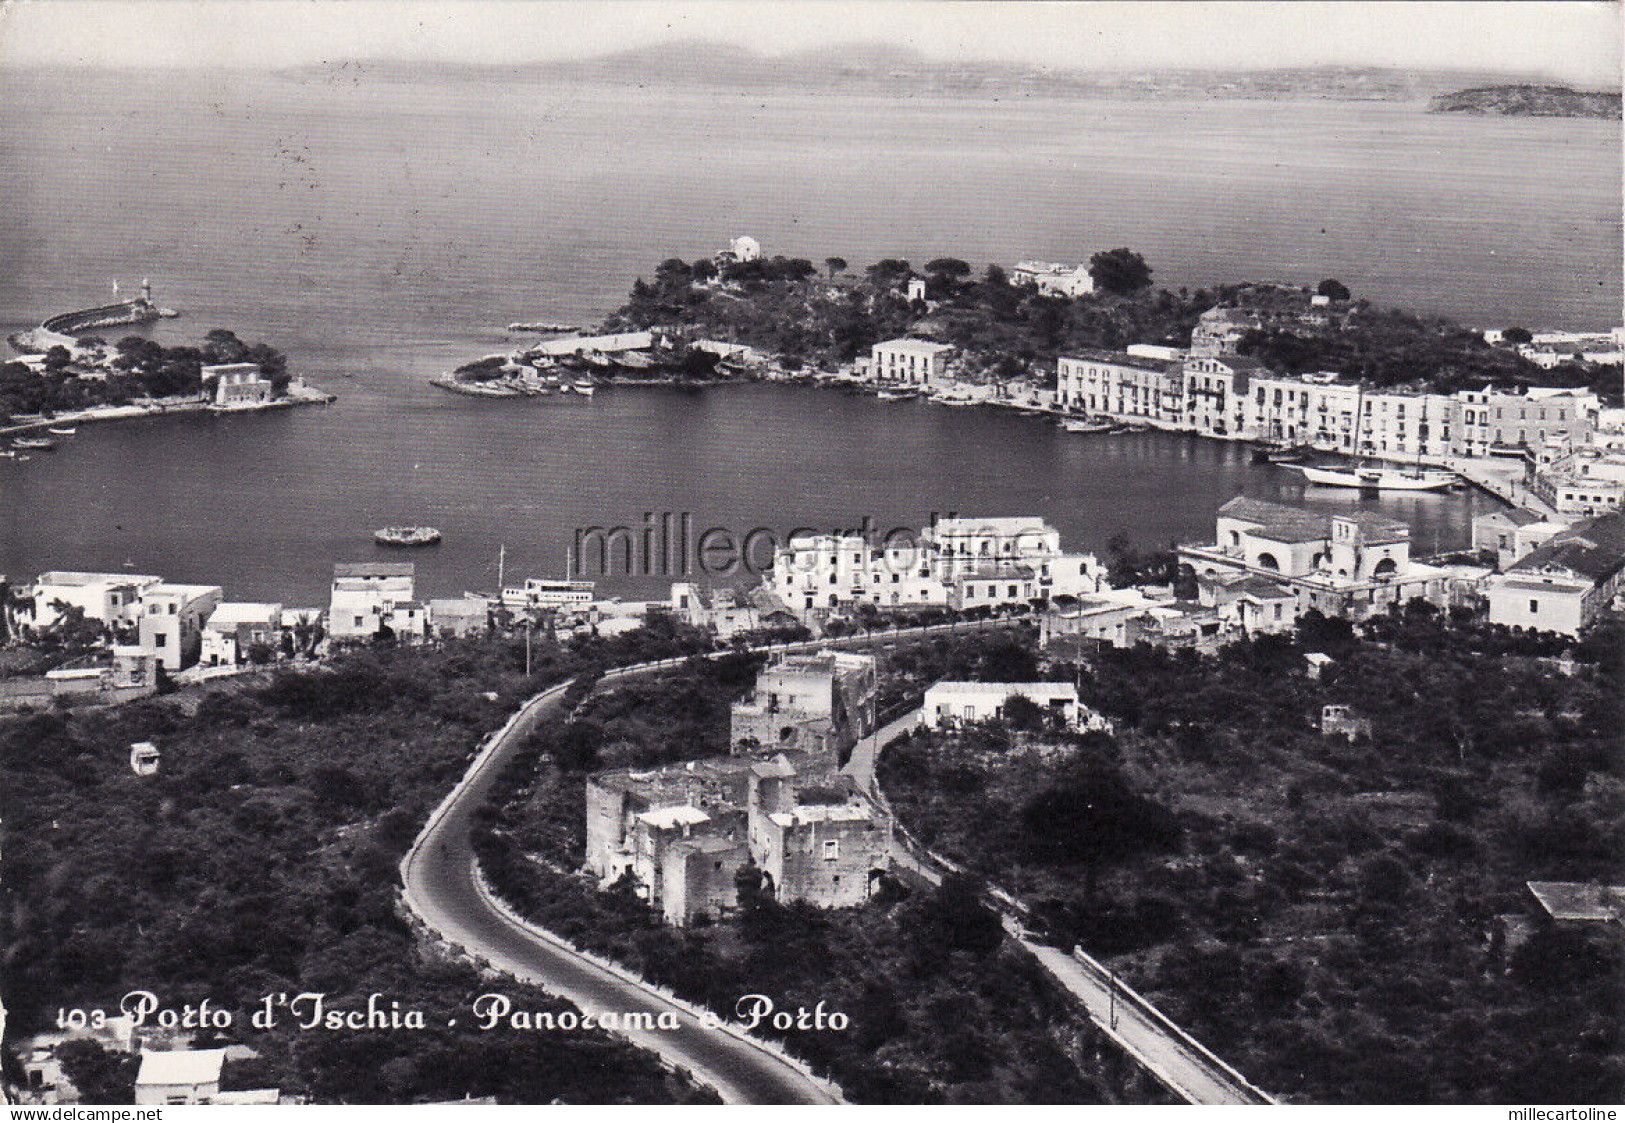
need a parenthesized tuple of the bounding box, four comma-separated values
(728, 649, 878, 756)
(585, 745, 890, 926)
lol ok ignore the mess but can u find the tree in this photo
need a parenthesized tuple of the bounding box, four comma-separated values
(55, 1040, 138, 1105)
(823, 256, 847, 278)
(864, 258, 912, 288)
(690, 257, 717, 282)
(925, 257, 971, 280)
(911, 873, 1004, 956)
(1001, 693, 1047, 733)
(1317, 278, 1351, 302)
(1088, 248, 1153, 295)
(43, 344, 72, 371)
(1502, 326, 1533, 344)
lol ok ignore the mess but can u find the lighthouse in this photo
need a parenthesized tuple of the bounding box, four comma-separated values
(141, 277, 152, 304)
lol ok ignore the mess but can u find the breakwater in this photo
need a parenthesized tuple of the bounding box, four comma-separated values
(41, 296, 177, 335)
(8, 295, 180, 355)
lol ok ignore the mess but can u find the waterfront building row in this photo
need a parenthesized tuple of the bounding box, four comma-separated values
(1057, 347, 1599, 458)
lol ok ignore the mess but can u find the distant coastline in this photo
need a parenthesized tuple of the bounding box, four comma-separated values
(1429, 84, 1622, 119)
(293, 48, 1571, 104)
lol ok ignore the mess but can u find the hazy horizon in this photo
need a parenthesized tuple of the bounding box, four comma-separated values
(1, 1, 1618, 87)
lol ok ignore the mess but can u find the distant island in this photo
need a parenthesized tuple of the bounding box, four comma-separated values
(1429, 84, 1622, 119)
(296, 45, 1554, 103)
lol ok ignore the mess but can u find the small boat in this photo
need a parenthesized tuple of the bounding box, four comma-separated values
(48, 426, 77, 435)
(1062, 418, 1115, 434)
(572, 380, 596, 397)
(1295, 464, 1456, 492)
(374, 526, 443, 547)
(1117, 422, 1149, 433)
(12, 437, 55, 450)
(876, 390, 906, 401)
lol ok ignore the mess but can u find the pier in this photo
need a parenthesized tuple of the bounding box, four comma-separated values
(7, 281, 178, 355)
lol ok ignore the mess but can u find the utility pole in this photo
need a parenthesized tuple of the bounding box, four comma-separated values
(525, 617, 533, 678)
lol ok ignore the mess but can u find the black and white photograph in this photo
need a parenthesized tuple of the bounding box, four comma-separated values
(0, 0, 1620, 1110)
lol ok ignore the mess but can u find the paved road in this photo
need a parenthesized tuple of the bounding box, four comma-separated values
(400, 678, 839, 1105)
(400, 620, 1021, 1104)
(1018, 938, 1269, 1105)
(846, 704, 1273, 1106)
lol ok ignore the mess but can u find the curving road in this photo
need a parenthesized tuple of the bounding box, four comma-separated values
(401, 620, 1021, 1104)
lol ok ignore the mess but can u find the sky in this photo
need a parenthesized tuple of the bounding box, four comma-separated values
(0, 0, 1619, 84)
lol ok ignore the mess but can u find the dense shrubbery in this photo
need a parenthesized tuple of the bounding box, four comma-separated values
(880, 613, 1624, 1104)
(603, 255, 1579, 393)
(0, 636, 717, 1104)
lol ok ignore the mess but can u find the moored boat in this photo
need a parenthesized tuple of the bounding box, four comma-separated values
(48, 426, 77, 435)
(1295, 464, 1456, 492)
(13, 437, 55, 450)
(571, 380, 596, 396)
(1062, 417, 1115, 434)
(375, 526, 443, 547)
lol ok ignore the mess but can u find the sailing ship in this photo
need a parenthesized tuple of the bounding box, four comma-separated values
(1293, 382, 1456, 491)
(1294, 464, 1456, 491)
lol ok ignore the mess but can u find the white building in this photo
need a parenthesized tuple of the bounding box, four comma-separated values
(1484, 511, 1625, 637)
(870, 338, 954, 386)
(1526, 441, 1625, 517)
(204, 363, 273, 408)
(328, 562, 424, 643)
(1011, 261, 1095, 298)
(428, 597, 490, 639)
(765, 516, 1103, 621)
(669, 583, 762, 638)
(1179, 496, 1448, 620)
(26, 571, 162, 630)
(200, 602, 284, 666)
(1057, 348, 1180, 421)
(729, 235, 760, 263)
(922, 680, 1108, 731)
(134, 1048, 225, 1106)
(136, 583, 224, 669)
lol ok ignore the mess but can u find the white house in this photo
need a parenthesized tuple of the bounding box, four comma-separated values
(923, 681, 1108, 731)
(134, 1048, 226, 1106)
(328, 562, 423, 643)
(27, 571, 162, 630)
(1484, 510, 1625, 637)
(1011, 261, 1095, 297)
(669, 583, 762, 638)
(729, 235, 760, 263)
(136, 583, 224, 670)
(870, 338, 954, 386)
(200, 602, 284, 666)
